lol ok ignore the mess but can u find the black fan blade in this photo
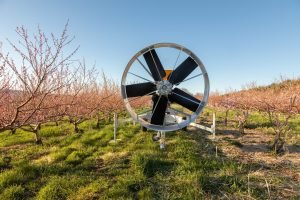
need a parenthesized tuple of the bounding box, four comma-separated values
(152, 94, 159, 108)
(125, 82, 156, 98)
(169, 88, 201, 112)
(151, 95, 168, 125)
(169, 57, 198, 85)
(143, 49, 166, 81)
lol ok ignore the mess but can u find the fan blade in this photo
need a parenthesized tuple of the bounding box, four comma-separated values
(169, 88, 201, 112)
(151, 95, 168, 125)
(143, 49, 166, 81)
(169, 57, 198, 85)
(125, 82, 156, 98)
(152, 94, 159, 107)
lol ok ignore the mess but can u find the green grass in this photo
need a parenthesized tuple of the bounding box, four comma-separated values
(36, 176, 87, 200)
(0, 185, 25, 200)
(0, 129, 35, 147)
(0, 117, 299, 199)
(0, 162, 39, 192)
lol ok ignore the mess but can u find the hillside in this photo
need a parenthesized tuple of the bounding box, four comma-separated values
(251, 78, 300, 92)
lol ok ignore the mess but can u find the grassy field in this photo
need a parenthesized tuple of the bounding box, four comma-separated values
(0, 109, 299, 199)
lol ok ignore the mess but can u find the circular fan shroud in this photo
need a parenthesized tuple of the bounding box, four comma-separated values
(121, 43, 210, 132)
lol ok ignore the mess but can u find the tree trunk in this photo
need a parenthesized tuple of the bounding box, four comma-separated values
(55, 121, 59, 126)
(237, 110, 248, 135)
(272, 133, 286, 154)
(96, 115, 101, 129)
(96, 120, 100, 129)
(11, 128, 16, 135)
(74, 122, 79, 133)
(238, 121, 245, 134)
(224, 109, 229, 126)
(34, 128, 43, 144)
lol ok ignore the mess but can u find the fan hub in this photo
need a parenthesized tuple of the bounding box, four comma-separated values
(156, 80, 173, 96)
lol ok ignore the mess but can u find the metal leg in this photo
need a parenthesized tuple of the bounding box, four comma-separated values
(160, 131, 166, 149)
(152, 131, 160, 141)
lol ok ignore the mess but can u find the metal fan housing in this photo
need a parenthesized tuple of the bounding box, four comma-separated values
(121, 43, 210, 132)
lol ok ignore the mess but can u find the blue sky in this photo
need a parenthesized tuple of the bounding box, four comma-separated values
(0, 0, 299, 92)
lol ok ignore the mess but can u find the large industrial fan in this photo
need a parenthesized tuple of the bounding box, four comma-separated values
(121, 43, 209, 133)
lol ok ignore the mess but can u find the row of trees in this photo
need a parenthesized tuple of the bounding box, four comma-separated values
(0, 24, 124, 144)
(209, 80, 300, 153)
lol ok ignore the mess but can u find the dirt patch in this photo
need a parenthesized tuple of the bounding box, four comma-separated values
(214, 129, 300, 166)
(211, 128, 300, 198)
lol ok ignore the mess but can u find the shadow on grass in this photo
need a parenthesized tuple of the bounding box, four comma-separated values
(216, 128, 242, 138)
(236, 141, 300, 154)
(245, 122, 273, 129)
(240, 144, 270, 153)
(286, 144, 300, 153)
(143, 159, 175, 178)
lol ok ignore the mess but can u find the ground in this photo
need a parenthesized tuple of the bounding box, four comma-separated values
(0, 109, 299, 199)
(211, 127, 300, 199)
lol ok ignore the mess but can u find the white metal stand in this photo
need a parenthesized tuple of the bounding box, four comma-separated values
(212, 113, 216, 139)
(189, 112, 216, 136)
(159, 131, 166, 149)
(120, 112, 216, 149)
